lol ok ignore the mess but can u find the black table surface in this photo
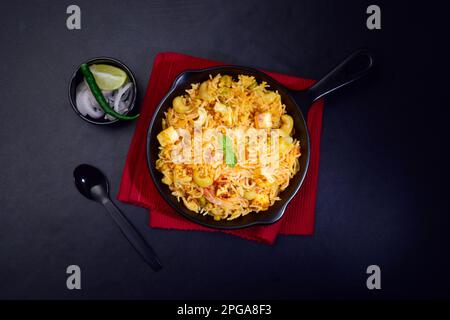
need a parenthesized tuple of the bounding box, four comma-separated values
(1, 0, 449, 299)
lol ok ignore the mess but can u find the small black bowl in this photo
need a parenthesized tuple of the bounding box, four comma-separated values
(68, 57, 138, 125)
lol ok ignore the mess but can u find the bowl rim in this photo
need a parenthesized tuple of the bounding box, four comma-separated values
(68, 56, 138, 125)
(146, 65, 311, 229)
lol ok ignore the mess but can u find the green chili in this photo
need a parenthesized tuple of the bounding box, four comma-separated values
(221, 134, 237, 167)
(80, 63, 139, 120)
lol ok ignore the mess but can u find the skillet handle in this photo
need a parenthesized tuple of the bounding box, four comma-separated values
(307, 49, 375, 102)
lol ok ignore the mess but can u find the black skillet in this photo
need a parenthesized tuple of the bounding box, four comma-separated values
(147, 49, 374, 229)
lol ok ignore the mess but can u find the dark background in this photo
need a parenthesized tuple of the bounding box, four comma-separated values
(0, 0, 449, 299)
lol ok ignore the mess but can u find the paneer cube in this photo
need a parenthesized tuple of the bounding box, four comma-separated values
(255, 112, 272, 129)
(157, 126, 179, 146)
(252, 193, 270, 209)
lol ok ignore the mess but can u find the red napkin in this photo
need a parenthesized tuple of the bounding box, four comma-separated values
(117, 52, 324, 245)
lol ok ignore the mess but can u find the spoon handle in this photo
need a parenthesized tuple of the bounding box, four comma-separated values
(102, 198, 162, 271)
(306, 48, 375, 102)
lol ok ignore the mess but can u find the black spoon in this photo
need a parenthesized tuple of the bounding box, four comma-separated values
(73, 164, 162, 271)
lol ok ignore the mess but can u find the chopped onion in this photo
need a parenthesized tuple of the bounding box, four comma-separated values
(105, 82, 134, 120)
(75, 82, 105, 119)
(114, 82, 133, 112)
(76, 80, 133, 121)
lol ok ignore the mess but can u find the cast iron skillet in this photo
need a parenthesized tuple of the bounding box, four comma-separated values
(147, 49, 374, 229)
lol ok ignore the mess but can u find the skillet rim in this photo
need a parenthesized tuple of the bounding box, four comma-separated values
(146, 65, 310, 229)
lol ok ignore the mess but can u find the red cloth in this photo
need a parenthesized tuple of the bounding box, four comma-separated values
(117, 52, 324, 245)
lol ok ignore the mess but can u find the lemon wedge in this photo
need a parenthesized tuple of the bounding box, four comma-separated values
(89, 64, 127, 91)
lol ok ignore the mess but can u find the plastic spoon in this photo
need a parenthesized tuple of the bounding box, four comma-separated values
(73, 164, 162, 271)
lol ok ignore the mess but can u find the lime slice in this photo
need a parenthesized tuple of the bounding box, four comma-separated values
(89, 64, 128, 91)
